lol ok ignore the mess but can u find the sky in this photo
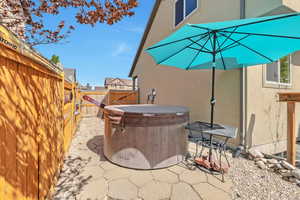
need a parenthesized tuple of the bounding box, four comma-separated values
(36, 1, 155, 87)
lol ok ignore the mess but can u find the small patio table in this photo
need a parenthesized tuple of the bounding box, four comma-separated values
(185, 121, 238, 180)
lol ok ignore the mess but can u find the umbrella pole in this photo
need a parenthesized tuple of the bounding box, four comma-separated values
(209, 63, 216, 163)
(209, 33, 217, 163)
(210, 32, 217, 129)
(210, 66, 216, 129)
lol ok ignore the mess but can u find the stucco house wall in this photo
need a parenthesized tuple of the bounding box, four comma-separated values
(132, 0, 242, 145)
(131, 0, 300, 152)
(243, 5, 300, 153)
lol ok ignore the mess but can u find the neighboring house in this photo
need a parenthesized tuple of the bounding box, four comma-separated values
(94, 86, 107, 92)
(129, 0, 300, 154)
(104, 77, 133, 90)
(80, 83, 92, 91)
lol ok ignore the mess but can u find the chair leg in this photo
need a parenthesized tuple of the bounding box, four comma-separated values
(195, 140, 199, 159)
(219, 148, 225, 183)
(222, 146, 230, 168)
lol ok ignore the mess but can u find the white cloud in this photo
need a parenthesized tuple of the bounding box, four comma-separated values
(113, 43, 132, 57)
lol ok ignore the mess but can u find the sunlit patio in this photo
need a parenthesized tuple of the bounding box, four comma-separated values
(53, 116, 233, 200)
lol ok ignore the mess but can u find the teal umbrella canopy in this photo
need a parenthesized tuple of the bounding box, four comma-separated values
(146, 13, 300, 70)
(146, 13, 300, 129)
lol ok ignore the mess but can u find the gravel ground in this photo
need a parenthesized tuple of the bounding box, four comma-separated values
(228, 156, 300, 200)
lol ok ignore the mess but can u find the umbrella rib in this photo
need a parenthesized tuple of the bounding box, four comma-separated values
(217, 32, 274, 62)
(188, 38, 210, 51)
(217, 27, 238, 50)
(215, 37, 227, 70)
(208, 32, 214, 52)
(188, 24, 212, 31)
(187, 47, 211, 53)
(147, 32, 208, 51)
(216, 13, 299, 31)
(186, 36, 211, 70)
(217, 34, 251, 52)
(221, 30, 300, 40)
(157, 34, 209, 65)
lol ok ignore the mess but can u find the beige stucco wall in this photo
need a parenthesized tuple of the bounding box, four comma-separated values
(245, 53, 300, 153)
(246, 0, 300, 18)
(133, 0, 242, 145)
(132, 0, 300, 151)
(244, 3, 300, 153)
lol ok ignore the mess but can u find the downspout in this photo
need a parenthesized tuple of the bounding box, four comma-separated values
(240, 0, 248, 149)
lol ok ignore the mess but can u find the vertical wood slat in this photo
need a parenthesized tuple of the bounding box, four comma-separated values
(287, 102, 296, 166)
(0, 56, 7, 200)
(26, 67, 39, 200)
(16, 63, 28, 200)
(5, 59, 19, 199)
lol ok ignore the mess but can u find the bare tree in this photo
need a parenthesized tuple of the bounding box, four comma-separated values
(0, 0, 138, 46)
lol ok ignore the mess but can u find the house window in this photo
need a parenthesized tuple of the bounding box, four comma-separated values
(266, 55, 291, 85)
(175, 0, 198, 26)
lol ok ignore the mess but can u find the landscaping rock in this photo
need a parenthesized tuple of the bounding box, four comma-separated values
(281, 161, 296, 170)
(280, 171, 292, 177)
(249, 149, 264, 159)
(267, 159, 278, 164)
(279, 169, 289, 174)
(256, 161, 266, 169)
(267, 163, 275, 168)
(274, 163, 283, 170)
(261, 158, 267, 163)
(291, 169, 300, 179)
(288, 177, 298, 183)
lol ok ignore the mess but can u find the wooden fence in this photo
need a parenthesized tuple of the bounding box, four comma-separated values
(79, 90, 139, 117)
(80, 91, 107, 117)
(0, 25, 77, 200)
(63, 80, 77, 153)
(106, 90, 138, 105)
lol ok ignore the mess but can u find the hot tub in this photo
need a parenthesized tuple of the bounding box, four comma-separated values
(103, 104, 189, 169)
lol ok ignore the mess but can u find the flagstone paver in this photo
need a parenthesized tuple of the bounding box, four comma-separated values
(151, 169, 179, 184)
(139, 180, 172, 200)
(108, 179, 138, 200)
(180, 169, 208, 185)
(53, 116, 234, 200)
(129, 172, 153, 187)
(171, 182, 201, 200)
(194, 183, 232, 200)
(78, 178, 108, 200)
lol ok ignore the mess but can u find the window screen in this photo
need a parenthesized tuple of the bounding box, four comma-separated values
(266, 56, 291, 84)
(266, 61, 279, 82)
(186, 0, 197, 16)
(175, 0, 184, 26)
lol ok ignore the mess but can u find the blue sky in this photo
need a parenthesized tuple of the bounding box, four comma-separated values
(36, 1, 155, 87)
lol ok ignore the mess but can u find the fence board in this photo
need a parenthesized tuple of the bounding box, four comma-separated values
(108, 90, 138, 105)
(0, 28, 77, 199)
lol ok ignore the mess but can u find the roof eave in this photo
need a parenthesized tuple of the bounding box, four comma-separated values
(128, 0, 162, 77)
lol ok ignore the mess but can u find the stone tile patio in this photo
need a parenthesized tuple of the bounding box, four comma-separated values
(53, 116, 233, 200)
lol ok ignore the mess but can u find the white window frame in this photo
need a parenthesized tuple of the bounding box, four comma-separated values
(263, 55, 292, 88)
(174, 0, 199, 28)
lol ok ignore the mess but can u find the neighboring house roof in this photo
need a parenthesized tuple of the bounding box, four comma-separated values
(104, 77, 133, 87)
(128, 0, 161, 77)
(64, 68, 76, 83)
(94, 86, 106, 91)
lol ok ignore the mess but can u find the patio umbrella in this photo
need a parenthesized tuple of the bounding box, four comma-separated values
(146, 13, 300, 128)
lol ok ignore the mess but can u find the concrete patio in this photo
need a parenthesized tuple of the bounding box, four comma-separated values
(53, 116, 233, 200)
